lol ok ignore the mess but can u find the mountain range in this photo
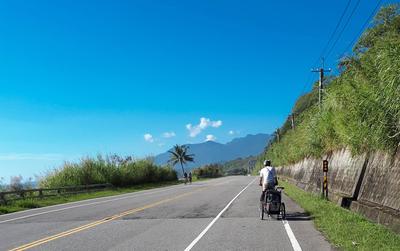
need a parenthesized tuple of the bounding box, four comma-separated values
(154, 133, 271, 172)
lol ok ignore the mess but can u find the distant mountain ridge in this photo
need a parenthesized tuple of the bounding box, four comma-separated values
(154, 133, 271, 172)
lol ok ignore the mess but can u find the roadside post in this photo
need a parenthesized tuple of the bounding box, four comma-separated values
(322, 160, 328, 199)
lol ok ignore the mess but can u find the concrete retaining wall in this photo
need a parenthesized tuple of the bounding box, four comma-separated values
(276, 148, 400, 233)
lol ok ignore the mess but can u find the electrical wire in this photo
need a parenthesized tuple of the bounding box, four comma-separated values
(313, 0, 353, 66)
(324, 0, 362, 60)
(340, 0, 384, 57)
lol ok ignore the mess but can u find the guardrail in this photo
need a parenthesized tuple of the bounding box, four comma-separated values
(0, 183, 113, 205)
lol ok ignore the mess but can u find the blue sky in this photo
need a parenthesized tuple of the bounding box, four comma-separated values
(0, 0, 396, 180)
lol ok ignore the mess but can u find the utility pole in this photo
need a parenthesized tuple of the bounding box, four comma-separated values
(276, 129, 280, 142)
(312, 58, 331, 109)
(290, 113, 295, 130)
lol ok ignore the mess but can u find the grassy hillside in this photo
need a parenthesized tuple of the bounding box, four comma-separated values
(259, 4, 400, 168)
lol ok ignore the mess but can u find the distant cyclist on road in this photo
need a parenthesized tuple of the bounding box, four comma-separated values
(188, 172, 192, 184)
(259, 160, 277, 202)
(184, 172, 188, 185)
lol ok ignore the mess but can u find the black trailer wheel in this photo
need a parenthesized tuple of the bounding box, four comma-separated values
(280, 203, 286, 220)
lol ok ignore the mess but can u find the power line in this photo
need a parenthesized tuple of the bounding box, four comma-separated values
(314, 0, 353, 65)
(324, 0, 362, 60)
(301, 1, 353, 100)
(300, 72, 314, 96)
(296, 0, 382, 118)
(340, 0, 384, 57)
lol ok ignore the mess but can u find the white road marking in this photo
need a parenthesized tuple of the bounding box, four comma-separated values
(0, 187, 180, 224)
(0, 177, 235, 224)
(0, 186, 179, 219)
(184, 178, 256, 251)
(282, 220, 302, 251)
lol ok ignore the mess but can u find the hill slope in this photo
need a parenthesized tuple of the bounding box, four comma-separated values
(259, 4, 400, 169)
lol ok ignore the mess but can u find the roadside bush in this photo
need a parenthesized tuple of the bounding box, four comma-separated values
(193, 164, 223, 178)
(39, 155, 177, 188)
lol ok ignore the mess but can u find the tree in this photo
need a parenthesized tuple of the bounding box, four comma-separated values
(168, 145, 195, 177)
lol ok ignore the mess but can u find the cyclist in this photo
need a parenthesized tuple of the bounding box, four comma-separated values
(259, 160, 277, 202)
(188, 172, 192, 184)
(184, 172, 188, 185)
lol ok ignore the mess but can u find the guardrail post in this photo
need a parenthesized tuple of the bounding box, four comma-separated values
(322, 160, 329, 199)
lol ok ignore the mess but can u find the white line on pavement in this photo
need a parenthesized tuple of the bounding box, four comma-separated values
(0, 177, 236, 224)
(184, 178, 256, 251)
(0, 186, 179, 219)
(0, 187, 181, 224)
(282, 220, 302, 251)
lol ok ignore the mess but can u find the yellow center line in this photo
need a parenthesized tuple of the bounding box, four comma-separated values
(9, 185, 212, 251)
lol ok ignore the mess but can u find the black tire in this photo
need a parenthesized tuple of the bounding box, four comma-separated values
(260, 202, 264, 220)
(280, 203, 286, 220)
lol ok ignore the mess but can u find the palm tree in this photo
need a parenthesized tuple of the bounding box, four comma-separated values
(168, 144, 195, 177)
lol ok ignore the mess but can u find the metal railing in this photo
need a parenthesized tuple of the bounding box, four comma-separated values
(0, 183, 113, 205)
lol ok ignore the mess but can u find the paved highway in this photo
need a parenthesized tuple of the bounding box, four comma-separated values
(0, 176, 332, 250)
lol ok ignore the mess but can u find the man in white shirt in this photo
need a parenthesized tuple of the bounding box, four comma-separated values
(259, 160, 277, 201)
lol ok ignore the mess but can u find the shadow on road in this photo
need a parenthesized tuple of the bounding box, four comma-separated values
(285, 212, 313, 221)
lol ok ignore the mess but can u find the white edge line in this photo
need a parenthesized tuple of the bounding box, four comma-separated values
(0, 187, 178, 224)
(282, 220, 302, 251)
(184, 178, 256, 251)
(0, 176, 227, 218)
(0, 177, 235, 224)
(0, 185, 180, 218)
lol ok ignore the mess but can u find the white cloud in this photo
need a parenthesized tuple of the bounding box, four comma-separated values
(186, 117, 223, 137)
(205, 134, 217, 142)
(228, 130, 240, 136)
(162, 132, 176, 138)
(158, 143, 165, 147)
(0, 153, 64, 161)
(186, 124, 200, 138)
(144, 133, 154, 143)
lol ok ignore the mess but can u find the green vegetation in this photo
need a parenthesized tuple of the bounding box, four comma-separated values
(0, 181, 180, 215)
(260, 4, 400, 168)
(192, 164, 223, 178)
(168, 144, 195, 176)
(221, 156, 256, 175)
(282, 180, 400, 250)
(40, 155, 177, 188)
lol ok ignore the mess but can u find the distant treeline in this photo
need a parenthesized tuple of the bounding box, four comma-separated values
(260, 4, 400, 168)
(192, 164, 223, 178)
(0, 176, 36, 192)
(191, 156, 256, 177)
(40, 155, 177, 188)
(221, 156, 257, 175)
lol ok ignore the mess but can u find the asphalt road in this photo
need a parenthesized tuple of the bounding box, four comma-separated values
(0, 176, 332, 251)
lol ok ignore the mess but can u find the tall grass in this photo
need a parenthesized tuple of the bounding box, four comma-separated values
(40, 155, 177, 188)
(259, 5, 400, 168)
